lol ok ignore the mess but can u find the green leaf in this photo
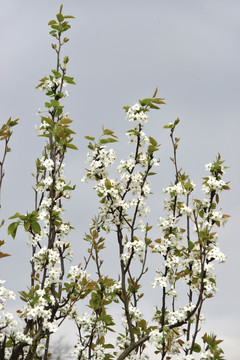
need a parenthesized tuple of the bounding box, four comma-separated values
(45, 102, 52, 108)
(139, 98, 153, 106)
(104, 344, 115, 349)
(42, 117, 54, 126)
(66, 143, 78, 150)
(100, 138, 118, 144)
(149, 136, 158, 147)
(192, 343, 201, 353)
(105, 179, 112, 190)
(98, 314, 115, 326)
(64, 76, 76, 85)
(5, 117, 19, 127)
(56, 13, 64, 22)
(88, 143, 94, 150)
(5, 338, 14, 347)
(60, 118, 73, 124)
(51, 70, 61, 79)
(62, 25, 71, 33)
(38, 134, 50, 138)
(152, 98, 165, 105)
(24, 221, 31, 232)
(8, 221, 20, 239)
(64, 128, 76, 135)
(32, 295, 40, 305)
(19, 290, 29, 300)
(199, 230, 207, 239)
(31, 221, 41, 235)
(188, 241, 194, 251)
(50, 99, 59, 107)
(102, 128, 116, 137)
(9, 212, 21, 220)
(48, 20, 57, 25)
(64, 15, 75, 19)
(149, 103, 160, 110)
(123, 105, 130, 112)
(51, 24, 60, 31)
(85, 136, 95, 141)
(49, 30, 57, 37)
(30, 211, 38, 218)
(174, 118, 180, 126)
(148, 145, 158, 154)
(55, 108, 63, 117)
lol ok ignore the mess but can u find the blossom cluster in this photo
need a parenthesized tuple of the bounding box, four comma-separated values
(0, 281, 17, 344)
(147, 157, 228, 358)
(38, 73, 68, 98)
(121, 238, 146, 263)
(83, 103, 159, 238)
(36, 155, 71, 197)
(1, 62, 229, 360)
(83, 146, 116, 181)
(126, 103, 149, 124)
(70, 310, 108, 359)
(202, 175, 227, 195)
(0, 17, 81, 356)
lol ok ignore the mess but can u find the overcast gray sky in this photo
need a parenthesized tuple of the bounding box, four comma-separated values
(0, 0, 239, 358)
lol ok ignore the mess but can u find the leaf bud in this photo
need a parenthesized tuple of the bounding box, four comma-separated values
(63, 56, 69, 64)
